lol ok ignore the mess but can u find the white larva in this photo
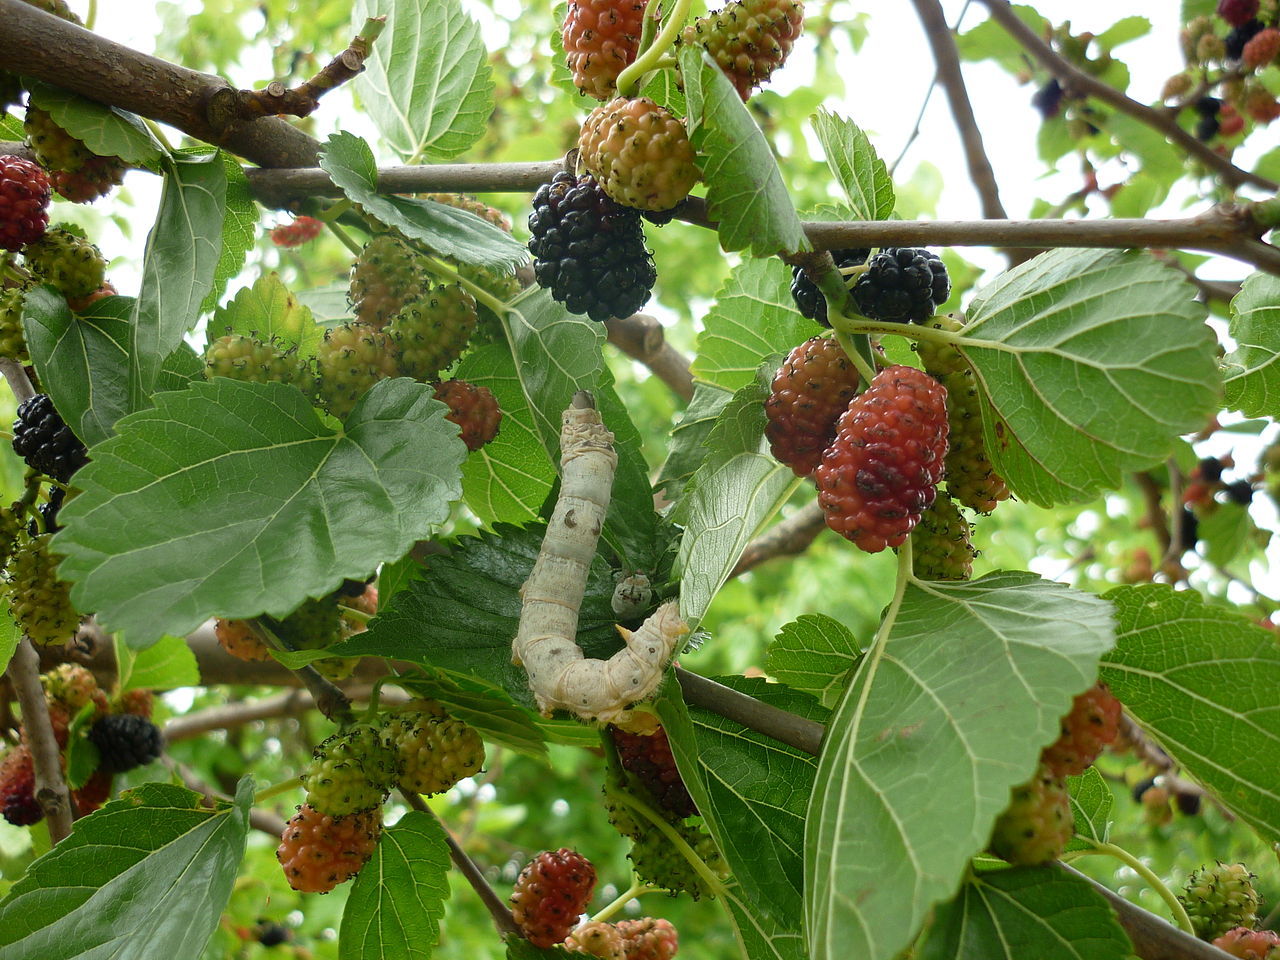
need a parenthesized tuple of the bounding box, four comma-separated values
(512, 392, 686, 724)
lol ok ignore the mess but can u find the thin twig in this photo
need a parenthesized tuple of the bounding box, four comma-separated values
(976, 0, 1277, 193)
(604, 313, 695, 402)
(911, 0, 1007, 221)
(162, 686, 406, 741)
(208, 17, 385, 124)
(248, 619, 353, 724)
(162, 756, 288, 837)
(674, 667, 824, 755)
(0, 0, 319, 167)
(730, 501, 828, 578)
(1134, 472, 1173, 560)
(399, 789, 522, 939)
(5, 639, 73, 841)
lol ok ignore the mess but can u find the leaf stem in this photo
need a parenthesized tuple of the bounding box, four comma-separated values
(609, 788, 729, 899)
(589, 878, 652, 924)
(419, 253, 511, 317)
(254, 776, 301, 804)
(836, 314, 970, 348)
(833, 328, 877, 385)
(840, 542, 913, 761)
(1080, 840, 1195, 935)
(635, 0, 661, 59)
(325, 219, 364, 257)
(615, 0, 692, 98)
(316, 198, 352, 223)
(85, 0, 97, 30)
(142, 118, 174, 152)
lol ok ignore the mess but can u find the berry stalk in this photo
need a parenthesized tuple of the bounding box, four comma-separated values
(248, 617, 354, 723)
(589, 877, 654, 924)
(831, 327, 878, 385)
(418, 252, 512, 318)
(615, 0, 693, 97)
(607, 785, 729, 898)
(1077, 839, 1196, 935)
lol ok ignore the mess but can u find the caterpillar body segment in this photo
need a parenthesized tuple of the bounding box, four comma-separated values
(514, 392, 687, 724)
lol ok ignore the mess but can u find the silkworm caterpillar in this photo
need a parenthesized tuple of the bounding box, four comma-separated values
(513, 392, 687, 725)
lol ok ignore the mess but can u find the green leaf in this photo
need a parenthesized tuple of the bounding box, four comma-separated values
(959, 249, 1219, 506)
(1198, 502, 1256, 567)
(659, 677, 826, 924)
(956, 5, 1047, 72)
(501, 288, 605, 455)
(674, 382, 800, 626)
(679, 45, 808, 256)
(129, 155, 227, 411)
(765, 614, 862, 709)
(296, 283, 354, 324)
(690, 258, 819, 392)
(1223, 272, 1280, 418)
(158, 342, 204, 393)
(352, 0, 494, 162)
(25, 80, 164, 167)
(810, 111, 894, 222)
(54, 379, 465, 648)
(201, 152, 257, 315)
(454, 343, 555, 527)
(724, 882, 808, 960)
(115, 633, 200, 688)
(207, 272, 324, 359)
(655, 383, 732, 501)
(0, 780, 251, 959)
(805, 572, 1116, 960)
(1102, 584, 1280, 839)
(23, 286, 131, 447)
(1066, 767, 1113, 848)
(63, 709, 99, 790)
(496, 291, 656, 567)
(319, 132, 526, 273)
(0, 613, 17, 675)
(917, 866, 1133, 960)
(1096, 16, 1152, 48)
(321, 524, 635, 707)
(340, 811, 450, 960)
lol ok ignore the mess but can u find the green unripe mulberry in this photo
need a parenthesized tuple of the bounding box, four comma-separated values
(204, 334, 310, 392)
(1181, 862, 1261, 941)
(911, 491, 976, 581)
(387, 285, 478, 381)
(23, 227, 107, 299)
(301, 722, 400, 816)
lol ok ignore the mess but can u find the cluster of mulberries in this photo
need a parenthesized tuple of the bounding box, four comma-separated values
(0, 662, 162, 826)
(1181, 861, 1262, 941)
(277, 699, 485, 892)
(678, 0, 804, 100)
(1164, 4, 1280, 135)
